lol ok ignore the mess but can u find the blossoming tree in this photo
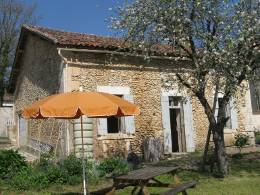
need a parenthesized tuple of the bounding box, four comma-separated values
(112, 0, 260, 176)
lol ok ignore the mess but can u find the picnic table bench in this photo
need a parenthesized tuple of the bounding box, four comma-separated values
(91, 166, 196, 195)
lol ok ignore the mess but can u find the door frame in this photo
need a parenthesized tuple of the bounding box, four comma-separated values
(169, 98, 186, 152)
(162, 90, 195, 153)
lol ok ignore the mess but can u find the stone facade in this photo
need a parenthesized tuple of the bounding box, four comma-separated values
(11, 32, 260, 159)
(13, 34, 63, 151)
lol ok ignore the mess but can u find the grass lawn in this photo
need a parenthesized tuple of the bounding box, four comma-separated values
(1, 152, 260, 195)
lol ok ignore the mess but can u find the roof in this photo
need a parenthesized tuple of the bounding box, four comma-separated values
(8, 25, 177, 93)
(23, 25, 126, 50)
(21, 25, 175, 54)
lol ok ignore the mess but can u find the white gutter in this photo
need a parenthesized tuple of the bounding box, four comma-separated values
(2, 103, 14, 107)
(57, 48, 70, 155)
(57, 47, 189, 61)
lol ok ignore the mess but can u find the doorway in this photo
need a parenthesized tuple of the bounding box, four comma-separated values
(169, 97, 186, 152)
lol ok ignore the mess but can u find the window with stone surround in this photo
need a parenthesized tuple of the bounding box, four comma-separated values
(107, 95, 124, 133)
(97, 86, 136, 136)
(214, 96, 238, 129)
(217, 98, 232, 129)
(250, 81, 260, 114)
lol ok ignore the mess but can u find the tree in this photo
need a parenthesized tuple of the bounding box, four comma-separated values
(0, 0, 37, 105)
(112, 0, 260, 176)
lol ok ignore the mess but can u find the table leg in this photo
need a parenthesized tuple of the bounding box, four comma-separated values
(168, 170, 181, 188)
(142, 186, 150, 195)
(131, 186, 138, 194)
(182, 190, 188, 195)
(105, 181, 118, 195)
(136, 181, 150, 195)
(105, 187, 116, 195)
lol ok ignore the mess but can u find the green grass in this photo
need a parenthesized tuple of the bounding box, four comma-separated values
(1, 152, 260, 195)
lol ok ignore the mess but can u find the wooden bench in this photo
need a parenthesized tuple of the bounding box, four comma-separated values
(161, 181, 197, 195)
(90, 166, 196, 195)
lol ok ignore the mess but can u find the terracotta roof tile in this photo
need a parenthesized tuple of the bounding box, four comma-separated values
(24, 25, 176, 55)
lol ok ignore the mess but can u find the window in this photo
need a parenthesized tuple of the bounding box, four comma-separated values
(216, 98, 232, 129)
(250, 81, 260, 113)
(169, 96, 182, 107)
(97, 86, 135, 136)
(107, 95, 124, 133)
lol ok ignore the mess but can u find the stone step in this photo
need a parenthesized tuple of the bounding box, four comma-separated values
(0, 137, 11, 144)
(167, 152, 189, 160)
(0, 137, 13, 150)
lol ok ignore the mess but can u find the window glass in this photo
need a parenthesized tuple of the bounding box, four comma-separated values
(169, 96, 181, 107)
(107, 95, 124, 133)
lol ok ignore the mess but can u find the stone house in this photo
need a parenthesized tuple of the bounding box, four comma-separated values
(7, 25, 260, 159)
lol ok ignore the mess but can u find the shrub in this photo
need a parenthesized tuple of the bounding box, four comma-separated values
(60, 154, 82, 176)
(0, 149, 27, 180)
(59, 154, 99, 184)
(97, 156, 130, 178)
(10, 166, 49, 191)
(8, 153, 124, 190)
(234, 133, 249, 153)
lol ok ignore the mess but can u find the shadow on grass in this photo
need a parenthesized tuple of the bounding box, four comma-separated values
(230, 152, 260, 176)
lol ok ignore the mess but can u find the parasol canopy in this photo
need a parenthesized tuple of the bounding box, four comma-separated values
(22, 91, 140, 119)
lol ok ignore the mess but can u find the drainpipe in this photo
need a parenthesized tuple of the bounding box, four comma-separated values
(57, 49, 70, 156)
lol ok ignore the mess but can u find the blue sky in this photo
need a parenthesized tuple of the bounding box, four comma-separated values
(23, 0, 124, 36)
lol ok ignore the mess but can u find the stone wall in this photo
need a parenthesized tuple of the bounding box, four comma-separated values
(13, 34, 63, 150)
(13, 36, 260, 158)
(65, 53, 166, 158)
(63, 51, 260, 158)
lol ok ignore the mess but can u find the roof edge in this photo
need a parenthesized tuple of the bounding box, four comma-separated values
(7, 25, 60, 94)
(22, 25, 59, 44)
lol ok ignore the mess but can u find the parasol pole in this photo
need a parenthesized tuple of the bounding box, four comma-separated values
(80, 115, 87, 195)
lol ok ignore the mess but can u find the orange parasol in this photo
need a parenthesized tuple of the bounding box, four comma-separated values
(22, 91, 140, 195)
(22, 91, 140, 119)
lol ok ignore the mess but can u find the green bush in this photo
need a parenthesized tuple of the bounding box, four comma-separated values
(234, 133, 249, 153)
(59, 154, 99, 184)
(10, 166, 49, 190)
(0, 150, 27, 180)
(97, 156, 130, 178)
(5, 153, 126, 191)
(60, 154, 82, 176)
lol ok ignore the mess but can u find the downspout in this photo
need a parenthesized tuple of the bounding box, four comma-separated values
(57, 48, 70, 156)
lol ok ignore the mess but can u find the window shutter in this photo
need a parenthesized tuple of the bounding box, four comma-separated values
(97, 118, 107, 135)
(161, 96, 172, 154)
(183, 97, 195, 152)
(123, 94, 136, 134)
(19, 117, 27, 146)
(229, 98, 238, 129)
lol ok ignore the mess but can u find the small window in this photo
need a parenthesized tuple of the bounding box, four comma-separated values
(169, 96, 182, 107)
(107, 95, 124, 133)
(250, 81, 260, 114)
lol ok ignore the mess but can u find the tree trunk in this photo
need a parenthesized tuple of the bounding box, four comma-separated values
(201, 123, 212, 171)
(212, 124, 229, 176)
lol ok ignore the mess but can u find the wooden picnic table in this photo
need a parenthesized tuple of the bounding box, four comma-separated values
(91, 166, 196, 195)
